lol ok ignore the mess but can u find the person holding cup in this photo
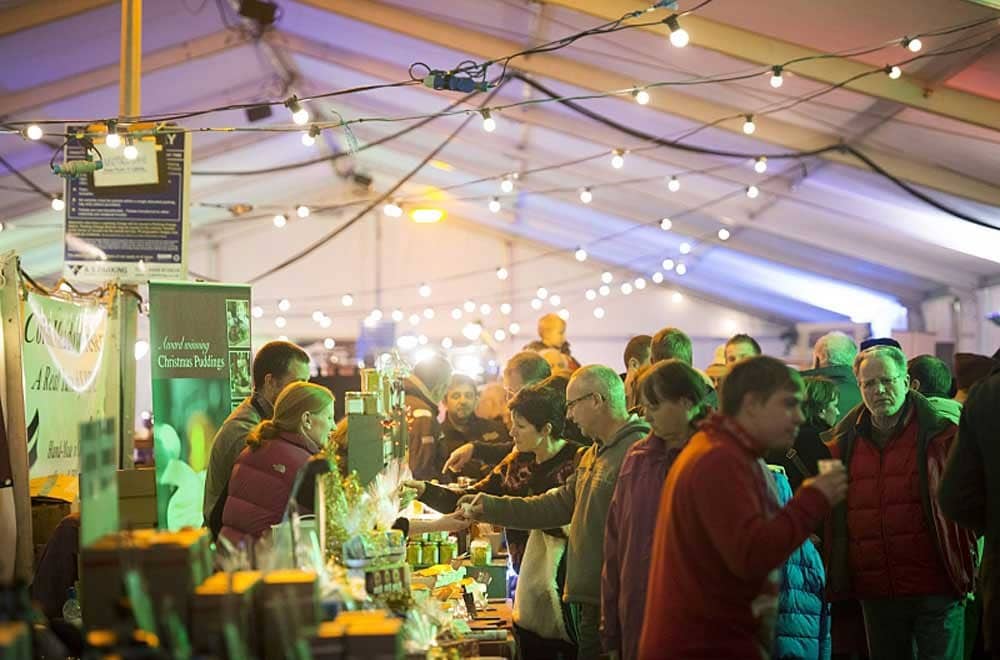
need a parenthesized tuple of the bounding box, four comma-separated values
(636, 356, 847, 659)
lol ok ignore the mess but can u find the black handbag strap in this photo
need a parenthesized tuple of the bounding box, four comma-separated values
(785, 447, 813, 480)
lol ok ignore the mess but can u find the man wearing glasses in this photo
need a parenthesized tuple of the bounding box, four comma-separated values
(459, 365, 650, 658)
(824, 345, 977, 659)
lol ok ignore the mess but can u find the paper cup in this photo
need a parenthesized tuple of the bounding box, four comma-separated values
(817, 459, 842, 475)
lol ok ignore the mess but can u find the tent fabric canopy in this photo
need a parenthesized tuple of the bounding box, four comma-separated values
(1, 0, 999, 349)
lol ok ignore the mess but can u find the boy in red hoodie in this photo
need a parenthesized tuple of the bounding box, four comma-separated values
(638, 356, 847, 659)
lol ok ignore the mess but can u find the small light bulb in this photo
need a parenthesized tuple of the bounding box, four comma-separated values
(409, 314, 421, 326)
(754, 157, 767, 174)
(383, 201, 403, 217)
(341, 294, 354, 307)
(666, 15, 689, 48)
(742, 115, 756, 135)
(301, 132, 316, 147)
(667, 176, 680, 192)
(680, 242, 692, 255)
(599, 285, 611, 297)
(500, 303, 512, 315)
(496, 267, 509, 280)
(313, 310, 325, 322)
(464, 300, 476, 313)
(621, 282, 633, 295)
(746, 185, 760, 199)
(252, 305, 264, 318)
(575, 247, 588, 262)
(275, 316, 287, 328)
(273, 214, 288, 228)
(634, 89, 650, 105)
(660, 217, 673, 231)
(769, 66, 784, 88)
(481, 110, 496, 133)
(558, 309, 570, 321)
(480, 304, 492, 315)
(320, 317, 332, 328)
(25, 124, 43, 140)
(887, 65, 902, 80)
(296, 205, 310, 218)
(662, 258, 675, 271)
(536, 287, 549, 300)
(585, 289, 597, 301)
(634, 277, 647, 290)
(278, 298, 291, 312)
(676, 263, 688, 275)
(652, 271, 664, 284)
(531, 298, 543, 310)
(419, 283, 432, 297)
(51, 196, 65, 212)
(611, 150, 625, 169)
(904, 37, 922, 53)
(292, 107, 310, 125)
(549, 295, 561, 307)
(489, 197, 501, 213)
(324, 338, 336, 349)
(391, 309, 404, 322)
(593, 307, 606, 319)
(500, 177, 515, 194)
(442, 337, 454, 349)
(370, 309, 383, 321)
(451, 308, 462, 320)
(718, 228, 731, 241)
(494, 329, 507, 342)
(672, 291, 684, 303)
(509, 322, 521, 335)
(579, 188, 593, 204)
(423, 308, 435, 319)
(601, 271, 613, 284)
(123, 142, 139, 160)
(105, 132, 121, 149)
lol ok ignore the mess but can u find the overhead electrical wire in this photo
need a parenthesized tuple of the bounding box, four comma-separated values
(245, 84, 506, 283)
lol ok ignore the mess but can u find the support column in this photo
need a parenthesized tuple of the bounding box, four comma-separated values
(119, 0, 142, 118)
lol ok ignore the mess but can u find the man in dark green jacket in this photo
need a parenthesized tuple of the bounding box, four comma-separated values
(939, 368, 1000, 655)
(801, 331, 861, 420)
(461, 365, 650, 659)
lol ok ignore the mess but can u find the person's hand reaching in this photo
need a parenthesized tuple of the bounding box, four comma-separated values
(443, 443, 475, 474)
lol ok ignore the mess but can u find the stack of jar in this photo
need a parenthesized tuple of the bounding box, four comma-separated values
(406, 532, 459, 567)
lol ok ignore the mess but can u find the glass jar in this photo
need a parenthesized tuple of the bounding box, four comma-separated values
(406, 542, 422, 566)
(470, 539, 492, 566)
(439, 536, 458, 564)
(421, 541, 439, 566)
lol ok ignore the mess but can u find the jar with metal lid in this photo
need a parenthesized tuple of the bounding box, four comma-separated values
(406, 542, 422, 566)
(421, 541, 440, 566)
(439, 536, 458, 564)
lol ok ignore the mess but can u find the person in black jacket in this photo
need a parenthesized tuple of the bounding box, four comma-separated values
(939, 368, 1000, 658)
(768, 376, 835, 492)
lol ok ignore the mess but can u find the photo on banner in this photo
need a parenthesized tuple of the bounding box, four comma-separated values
(149, 281, 252, 530)
(21, 291, 121, 502)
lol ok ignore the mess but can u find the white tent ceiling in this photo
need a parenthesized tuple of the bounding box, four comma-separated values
(1, 0, 999, 364)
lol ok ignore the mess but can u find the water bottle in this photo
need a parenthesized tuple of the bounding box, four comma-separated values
(62, 586, 82, 627)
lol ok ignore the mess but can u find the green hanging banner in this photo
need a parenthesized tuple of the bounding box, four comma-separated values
(149, 281, 252, 530)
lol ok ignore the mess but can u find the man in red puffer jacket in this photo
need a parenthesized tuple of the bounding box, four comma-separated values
(824, 345, 977, 659)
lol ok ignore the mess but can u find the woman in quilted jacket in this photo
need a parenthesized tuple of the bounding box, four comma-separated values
(769, 464, 832, 660)
(220, 382, 334, 546)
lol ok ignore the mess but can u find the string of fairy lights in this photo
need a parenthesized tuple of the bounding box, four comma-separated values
(2, 1, 998, 344)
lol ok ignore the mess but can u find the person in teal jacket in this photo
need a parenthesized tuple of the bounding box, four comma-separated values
(769, 465, 832, 660)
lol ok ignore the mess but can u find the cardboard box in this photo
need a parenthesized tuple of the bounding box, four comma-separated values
(117, 469, 157, 529)
(311, 610, 402, 660)
(80, 528, 212, 635)
(257, 570, 321, 660)
(191, 571, 262, 656)
(0, 622, 31, 660)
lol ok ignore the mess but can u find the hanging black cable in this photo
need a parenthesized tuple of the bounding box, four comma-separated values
(246, 84, 506, 284)
(513, 73, 998, 230)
